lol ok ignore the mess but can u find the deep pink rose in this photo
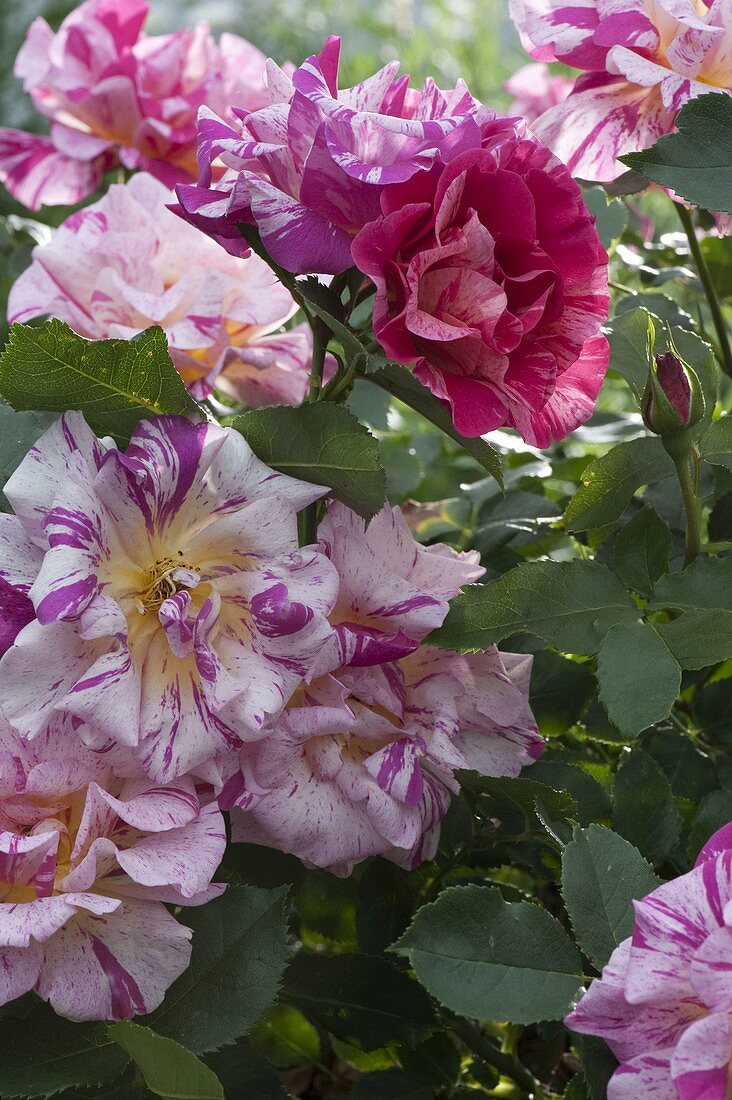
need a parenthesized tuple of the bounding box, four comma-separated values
(351, 127, 610, 442)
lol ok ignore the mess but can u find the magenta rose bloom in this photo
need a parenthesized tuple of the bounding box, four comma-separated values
(351, 127, 610, 442)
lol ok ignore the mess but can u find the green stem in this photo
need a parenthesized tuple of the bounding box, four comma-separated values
(676, 202, 732, 378)
(298, 319, 331, 546)
(703, 541, 732, 553)
(448, 1016, 548, 1098)
(671, 448, 703, 565)
(307, 318, 330, 403)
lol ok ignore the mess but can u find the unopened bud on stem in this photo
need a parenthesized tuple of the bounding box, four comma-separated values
(642, 348, 705, 451)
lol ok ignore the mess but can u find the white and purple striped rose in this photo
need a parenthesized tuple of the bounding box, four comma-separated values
(175, 35, 521, 273)
(312, 501, 485, 672)
(0, 714, 225, 1021)
(0, 412, 339, 784)
(224, 642, 543, 876)
(567, 823, 732, 1099)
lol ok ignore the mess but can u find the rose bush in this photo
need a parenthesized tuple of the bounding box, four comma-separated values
(0, 2, 731, 1097)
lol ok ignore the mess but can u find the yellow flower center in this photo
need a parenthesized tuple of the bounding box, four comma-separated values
(135, 555, 199, 616)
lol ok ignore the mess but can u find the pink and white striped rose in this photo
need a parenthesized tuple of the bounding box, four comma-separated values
(312, 501, 484, 672)
(0, 412, 338, 783)
(8, 173, 312, 407)
(509, 0, 732, 181)
(0, 0, 269, 210)
(0, 715, 225, 1021)
(225, 645, 543, 876)
(567, 823, 732, 1098)
(222, 500, 543, 874)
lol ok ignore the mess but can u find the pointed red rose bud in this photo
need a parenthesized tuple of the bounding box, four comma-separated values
(642, 348, 705, 446)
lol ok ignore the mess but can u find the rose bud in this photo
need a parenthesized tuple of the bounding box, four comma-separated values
(642, 349, 705, 445)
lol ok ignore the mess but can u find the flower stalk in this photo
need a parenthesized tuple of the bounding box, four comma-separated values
(676, 202, 732, 379)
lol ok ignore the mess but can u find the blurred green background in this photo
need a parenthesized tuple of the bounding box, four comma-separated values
(1, 0, 526, 136)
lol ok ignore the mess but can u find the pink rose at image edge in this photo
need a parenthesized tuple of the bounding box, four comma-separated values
(509, 0, 732, 181)
(7, 172, 313, 407)
(0, 0, 270, 209)
(567, 822, 732, 1099)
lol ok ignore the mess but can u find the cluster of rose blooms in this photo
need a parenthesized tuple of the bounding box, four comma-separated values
(3, 1, 732, 1092)
(0, 410, 543, 1021)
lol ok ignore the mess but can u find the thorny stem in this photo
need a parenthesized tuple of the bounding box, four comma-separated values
(675, 202, 732, 378)
(448, 1016, 549, 1098)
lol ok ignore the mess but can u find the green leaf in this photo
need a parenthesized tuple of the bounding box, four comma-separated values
(613, 506, 671, 596)
(356, 859, 414, 955)
(615, 291, 695, 330)
(699, 416, 732, 470)
(564, 437, 674, 531)
(597, 620, 681, 735)
(146, 886, 291, 1054)
(461, 774, 577, 840)
(613, 749, 682, 863)
(108, 1022, 223, 1100)
(561, 825, 660, 968)
(399, 1034, 461, 1089)
(582, 186, 627, 248)
(687, 789, 732, 860)
(0, 1001, 129, 1098)
(0, 321, 201, 444)
(606, 307, 655, 399)
(365, 365, 503, 485)
(203, 1042, 288, 1100)
(528, 650, 596, 736)
(650, 557, 732, 612)
(282, 954, 435, 1050)
(575, 1035, 618, 1100)
(392, 885, 584, 1024)
(473, 491, 561, 555)
(621, 92, 732, 213)
(529, 761, 610, 827)
(654, 610, 732, 668)
(429, 560, 637, 655)
(232, 403, 385, 520)
(695, 679, 732, 742)
(641, 726, 717, 801)
(250, 1004, 320, 1069)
